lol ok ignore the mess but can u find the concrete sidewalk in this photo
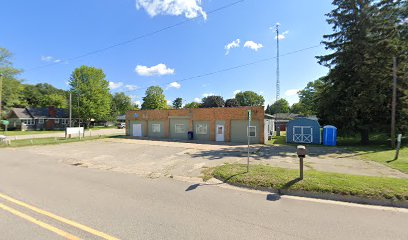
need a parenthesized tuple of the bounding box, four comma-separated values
(4, 128, 125, 140)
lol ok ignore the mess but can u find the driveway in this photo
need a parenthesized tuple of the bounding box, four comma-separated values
(2, 137, 407, 179)
(4, 128, 125, 140)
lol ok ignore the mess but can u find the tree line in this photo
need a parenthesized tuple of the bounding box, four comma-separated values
(292, 0, 408, 144)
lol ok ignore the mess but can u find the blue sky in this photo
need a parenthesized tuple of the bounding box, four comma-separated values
(1, 0, 333, 106)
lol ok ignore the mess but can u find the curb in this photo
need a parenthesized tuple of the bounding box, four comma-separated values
(217, 180, 408, 209)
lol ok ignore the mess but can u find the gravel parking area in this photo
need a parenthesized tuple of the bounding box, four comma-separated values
(1, 137, 406, 179)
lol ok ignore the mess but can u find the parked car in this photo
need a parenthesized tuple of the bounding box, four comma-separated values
(117, 122, 126, 129)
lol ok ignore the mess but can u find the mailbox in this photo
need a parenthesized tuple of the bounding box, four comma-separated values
(297, 145, 307, 158)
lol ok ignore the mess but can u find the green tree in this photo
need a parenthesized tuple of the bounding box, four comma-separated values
(184, 102, 200, 109)
(201, 96, 225, 108)
(297, 78, 324, 115)
(172, 97, 183, 109)
(69, 66, 112, 126)
(0, 47, 25, 117)
(111, 92, 133, 116)
(225, 98, 240, 107)
(290, 102, 303, 114)
(235, 91, 265, 106)
(22, 83, 67, 108)
(141, 86, 167, 110)
(269, 99, 290, 114)
(41, 93, 67, 108)
(316, 0, 407, 144)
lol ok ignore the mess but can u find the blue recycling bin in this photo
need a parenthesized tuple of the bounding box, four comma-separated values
(323, 125, 337, 146)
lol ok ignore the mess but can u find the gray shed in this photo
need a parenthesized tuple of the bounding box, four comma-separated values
(286, 118, 321, 144)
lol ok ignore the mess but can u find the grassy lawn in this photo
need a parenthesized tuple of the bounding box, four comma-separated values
(207, 164, 408, 201)
(266, 131, 408, 174)
(0, 130, 64, 136)
(0, 135, 118, 148)
(349, 147, 408, 174)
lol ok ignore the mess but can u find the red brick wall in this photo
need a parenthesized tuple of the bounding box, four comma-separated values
(126, 106, 265, 143)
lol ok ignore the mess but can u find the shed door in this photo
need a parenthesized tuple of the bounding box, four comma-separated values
(293, 126, 313, 143)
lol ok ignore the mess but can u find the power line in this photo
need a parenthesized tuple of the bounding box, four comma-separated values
(26, 0, 245, 72)
(123, 44, 322, 94)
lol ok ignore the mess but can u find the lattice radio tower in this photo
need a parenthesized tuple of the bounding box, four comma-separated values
(275, 23, 280, 101)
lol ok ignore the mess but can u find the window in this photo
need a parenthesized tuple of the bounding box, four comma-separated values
(39, 118, 44, 124)
(152, 124, 161, 133)
(22, 119, 34, 125)
(195, 124, 208, 135)
(175, 124, 185, 133)
(247, 126, 256, 137)
(217, 126, 223, 134)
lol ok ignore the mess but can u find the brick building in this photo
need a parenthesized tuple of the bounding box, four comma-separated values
(125, 106, 266, 144)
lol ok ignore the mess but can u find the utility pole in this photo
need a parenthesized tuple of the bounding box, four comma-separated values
(0, 73, 3, 121)
(391, 57, 397, 148)
(276, 23, 280, 102)
(69, 92, 72, 127)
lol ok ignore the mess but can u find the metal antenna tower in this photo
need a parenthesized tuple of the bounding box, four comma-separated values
(275, 23, 280, 101)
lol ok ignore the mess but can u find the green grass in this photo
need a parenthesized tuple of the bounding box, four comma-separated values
(0, 130, 64, 136)
(0, 135, 118, 148)
(209, 164, 408, 201)
(349, 147, 408, 174)
(267, 131, 286, 145)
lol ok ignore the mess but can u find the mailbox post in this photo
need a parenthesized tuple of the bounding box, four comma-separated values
(394, 134, 402, 160)
(297, 145, 307, 180)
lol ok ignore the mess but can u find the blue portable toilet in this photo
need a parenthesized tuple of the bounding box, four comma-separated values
(286, 118, 321, 144)
(323, 125, 337, 146)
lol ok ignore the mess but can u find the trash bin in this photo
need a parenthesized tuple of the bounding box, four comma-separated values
(188, 131, 194, 140)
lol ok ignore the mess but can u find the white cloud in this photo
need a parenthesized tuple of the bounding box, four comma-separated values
(166, 81, 181, 89)
(284, 89, 299, 97)
(135, 63, 175, 76)
(136, 0, 207, 20)
(134, 100, 141, 106)
(41, 55, 61, 63)
(202, 93, 214, 97)
(109, 81, 124, 90)
(193, 97, 201, 103)
(225, 39, 240, 55)
(233, 90, 241, 96)
(125, 85, 139, 91)
(167, 100, 172, 105)
(243, 41, 263, 51)
(275, 30, 289, 40)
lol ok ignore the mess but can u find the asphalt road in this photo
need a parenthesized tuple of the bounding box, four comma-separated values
(0, 149, 407, 240)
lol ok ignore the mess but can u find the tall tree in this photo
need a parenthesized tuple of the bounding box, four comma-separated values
(172, 97, 183, 109)
(269, 99, 290, 114)
(22, 83, 67, 108)
(290, 102, 303, 114)
(297, 78, 324, 115)
(184, 102, 200, 109)
(201, 96, 225, 108)
(225, 98, 240, 107)
(111, 92, 133, 115)
(0, 47, 24, 117)
(235, 91, 265, 106)
(316, 0, 407, 144)
(69, 66, 112, 126)
(141, 86, 167, 110)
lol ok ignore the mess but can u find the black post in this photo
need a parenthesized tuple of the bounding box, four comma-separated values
(300, 157, 304, 180)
